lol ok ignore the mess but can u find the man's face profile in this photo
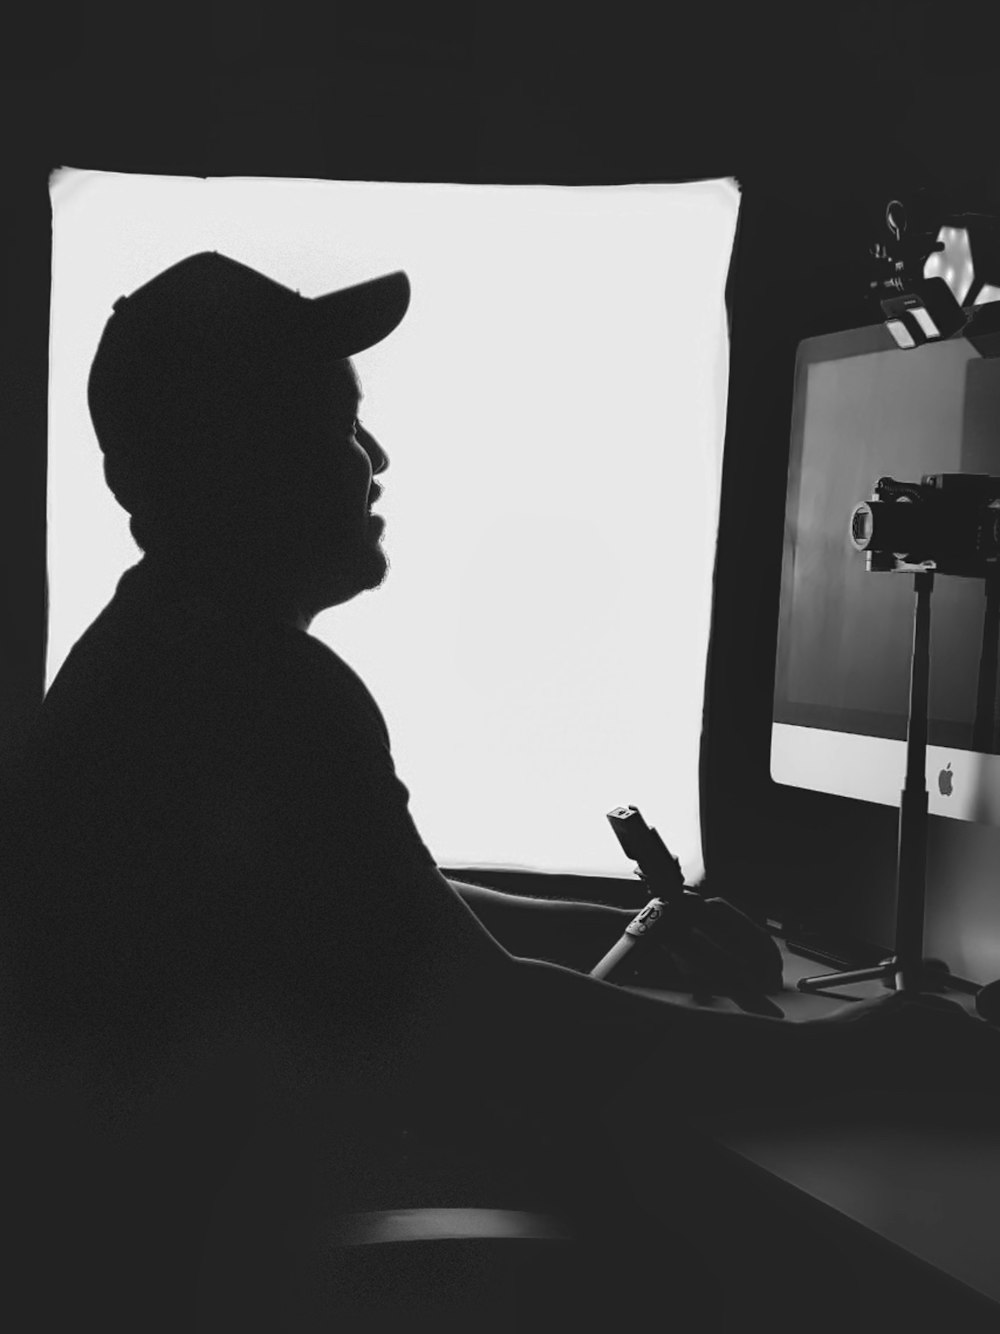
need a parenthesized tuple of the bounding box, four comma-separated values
(234, 355, 391, 621)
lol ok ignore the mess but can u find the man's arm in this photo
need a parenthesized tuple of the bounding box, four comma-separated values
(403, 871, 1000, 1144)
(392, 869, 868, 1132)
(447, 877, 635, 971)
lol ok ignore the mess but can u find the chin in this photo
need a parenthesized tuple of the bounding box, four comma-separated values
(313, 542, 389, 611)
(358, 539, 390, 590)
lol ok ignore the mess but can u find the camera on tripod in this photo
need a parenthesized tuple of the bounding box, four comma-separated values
(849, 473, 1000, 577)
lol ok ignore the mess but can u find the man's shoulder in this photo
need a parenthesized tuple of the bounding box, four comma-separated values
(150, 618, 393, 758)
(283, 631, 383, 712)
(40, 578, 390, 758)
(253, 630, 390, 750)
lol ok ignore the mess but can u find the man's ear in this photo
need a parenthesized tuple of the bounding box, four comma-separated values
(168, 428, 251, 497)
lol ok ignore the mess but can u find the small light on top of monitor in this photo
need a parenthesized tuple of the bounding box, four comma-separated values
(911, 305, 941, 338)
(886, 318, 917, 349)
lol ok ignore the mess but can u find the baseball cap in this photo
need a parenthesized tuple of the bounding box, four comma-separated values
(87, 251, 411, 465)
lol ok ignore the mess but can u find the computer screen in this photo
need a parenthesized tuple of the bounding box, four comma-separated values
(772, 321, 1000, 983)
(773, 323, 1000, 823)
(48, 170, 739, 880)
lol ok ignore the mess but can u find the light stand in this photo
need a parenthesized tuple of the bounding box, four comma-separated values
(797, 570, 967, 998)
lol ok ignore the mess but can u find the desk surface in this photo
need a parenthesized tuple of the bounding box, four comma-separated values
(638, 944, 980, 1020)
(646, 944, 1000, 1309)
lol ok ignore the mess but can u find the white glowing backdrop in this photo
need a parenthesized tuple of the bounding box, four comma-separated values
(48, 171, 739, 880)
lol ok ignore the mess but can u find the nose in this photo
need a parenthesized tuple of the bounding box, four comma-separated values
(358, 423, 388, 475)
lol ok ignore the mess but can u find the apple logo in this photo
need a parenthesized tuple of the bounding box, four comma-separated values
(938, 763, 954, 797)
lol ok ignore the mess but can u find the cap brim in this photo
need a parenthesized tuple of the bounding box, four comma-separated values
(312, 270, 411, 359)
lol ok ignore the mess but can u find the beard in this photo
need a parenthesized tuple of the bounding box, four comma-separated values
(349, 527, 391, 592)
(302, 519, 390, 610)
(135, 496, 391, 622)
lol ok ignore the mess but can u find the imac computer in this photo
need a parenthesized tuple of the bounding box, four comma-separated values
(772, 321, 1000, 986)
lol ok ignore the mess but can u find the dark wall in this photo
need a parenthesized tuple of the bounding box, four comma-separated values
(4, 0, 1000, 921)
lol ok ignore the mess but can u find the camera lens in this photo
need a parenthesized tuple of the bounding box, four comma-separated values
(850, 496, 929, 558)
(979, 506, 1000, 561)
(850, 504, 874, 549)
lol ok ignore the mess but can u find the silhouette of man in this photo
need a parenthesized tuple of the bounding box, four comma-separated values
(3, 252, 999, 1330)
(1, 252, 664, 1326)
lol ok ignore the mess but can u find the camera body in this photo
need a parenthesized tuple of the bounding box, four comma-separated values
(605, 805, 685, 899)
(850, 473, 1000, 577)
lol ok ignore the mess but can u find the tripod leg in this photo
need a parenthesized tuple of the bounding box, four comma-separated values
(797, 964, 893, 994)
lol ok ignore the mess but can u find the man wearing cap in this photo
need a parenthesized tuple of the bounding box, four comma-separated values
(81, 251, 644, 994)
(1, 250, 700, 1325)
(4, 251, 999, 1329)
